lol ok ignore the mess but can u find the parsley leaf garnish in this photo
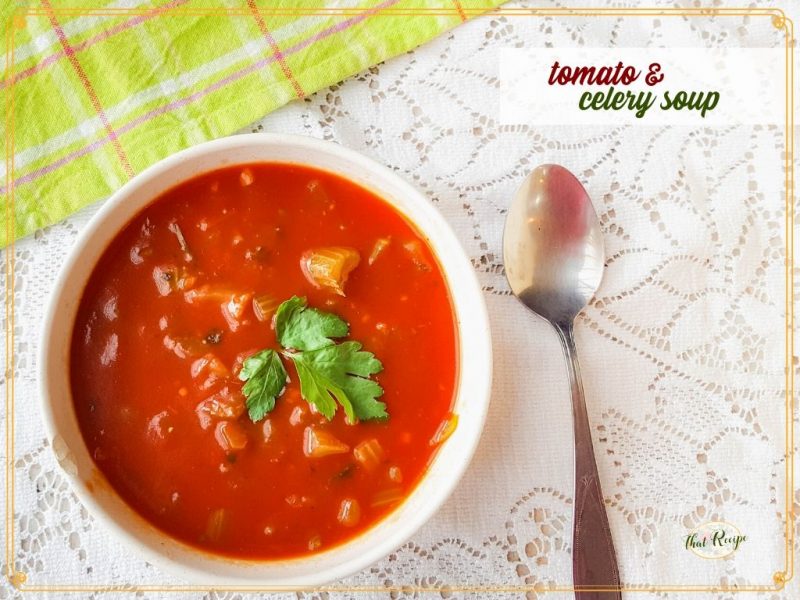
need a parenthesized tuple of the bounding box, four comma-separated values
(276, 296, 349, 351)
(290, 355, 353, 421)
(289, 341, 386, 422)
(238, 296, 387, 424)
(292, 342, 389, 423)
(238, 349, 287, 421)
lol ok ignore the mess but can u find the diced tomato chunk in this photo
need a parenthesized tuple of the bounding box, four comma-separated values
(371, 487, 403, 508)
(388, 465, 403, 483)
(205, 508, 227, 541)
(191, 353, 230, 378)
(221, 293, 254, 332)
(300, 247, 360, 296)
(337, 498, 361, 527)
(163, 334, 205, 359)
(195, 386, 245, 429)
(353, 438, 384, 471)
(430, 413, 459, 446)
(303, 427, 349, 457)
(191, 353, 231, 390)
(215, 421, 248, 451)
(153, 264, 195, 296)
(146, 410, 173, 441)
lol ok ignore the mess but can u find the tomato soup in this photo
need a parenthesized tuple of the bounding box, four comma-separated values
(69, 163, 458, 560)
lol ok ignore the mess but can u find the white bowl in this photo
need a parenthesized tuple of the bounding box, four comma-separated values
(39, 133, 492, 586)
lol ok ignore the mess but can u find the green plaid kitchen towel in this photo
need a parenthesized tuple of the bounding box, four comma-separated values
(1, 0, 503, 247)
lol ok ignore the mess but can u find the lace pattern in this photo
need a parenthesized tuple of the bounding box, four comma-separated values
(2, 1, 797, 598)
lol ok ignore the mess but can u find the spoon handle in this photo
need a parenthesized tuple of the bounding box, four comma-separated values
(555, 322, 621, 600)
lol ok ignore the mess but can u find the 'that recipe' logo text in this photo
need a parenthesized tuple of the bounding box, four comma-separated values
(685, 521, 747, 559)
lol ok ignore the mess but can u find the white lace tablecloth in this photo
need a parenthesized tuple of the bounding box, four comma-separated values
(2, 1, 798, 598)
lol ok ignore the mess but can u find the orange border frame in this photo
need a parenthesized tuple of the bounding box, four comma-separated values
(3, 4, 795, 594)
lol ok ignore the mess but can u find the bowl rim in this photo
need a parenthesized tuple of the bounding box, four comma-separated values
(38, 132, 493, 585)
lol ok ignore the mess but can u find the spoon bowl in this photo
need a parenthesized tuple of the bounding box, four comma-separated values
(504, 164, 605, 325)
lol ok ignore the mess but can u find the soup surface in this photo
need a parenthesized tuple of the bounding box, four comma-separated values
(70, 163, 457, 559)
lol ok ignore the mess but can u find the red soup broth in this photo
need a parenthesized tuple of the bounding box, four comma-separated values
(69, 163, 458, 560)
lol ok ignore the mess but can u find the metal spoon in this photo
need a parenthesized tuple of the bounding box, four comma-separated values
(503, 164, 621, 599)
